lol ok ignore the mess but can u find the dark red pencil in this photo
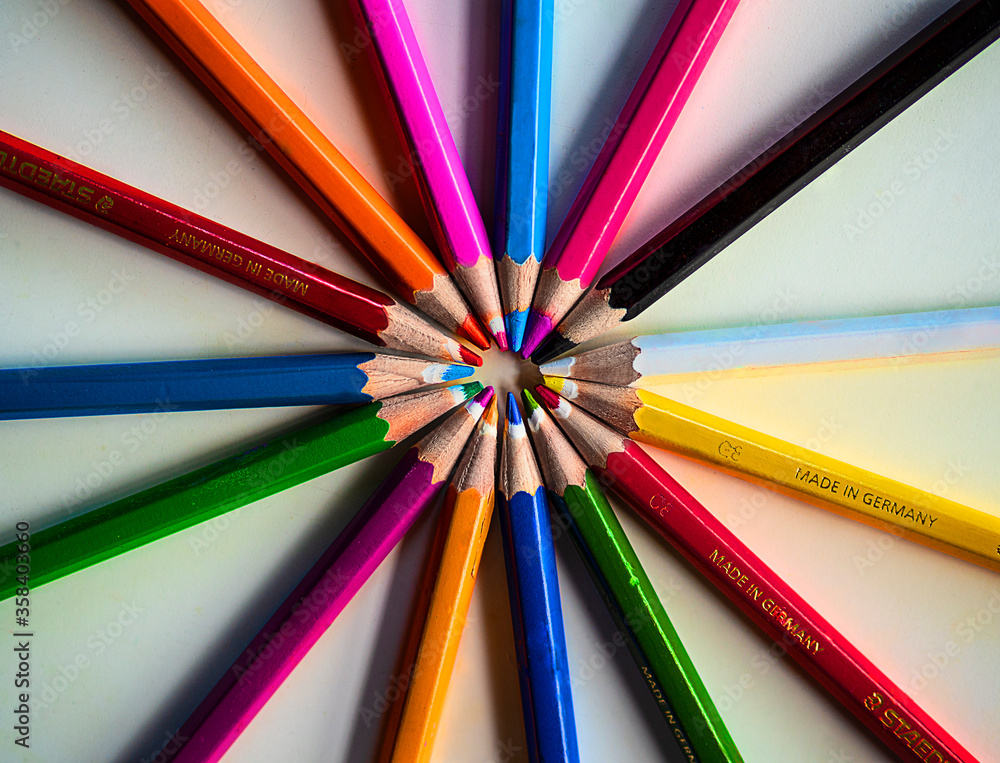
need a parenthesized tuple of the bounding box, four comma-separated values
(0, 129, 481, 366)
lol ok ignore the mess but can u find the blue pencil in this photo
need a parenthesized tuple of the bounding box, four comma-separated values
(493, 0, 555, 352)
(499, 392, 579, 763)
(0, 352, 473, 419)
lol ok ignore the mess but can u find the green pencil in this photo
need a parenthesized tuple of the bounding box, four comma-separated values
(521, 389, 743, 763)
(0, 382, 482, 599)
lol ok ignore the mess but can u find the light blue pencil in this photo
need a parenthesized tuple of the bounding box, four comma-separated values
(493, 0, 555, 352)
(540, 306, 1000, 386)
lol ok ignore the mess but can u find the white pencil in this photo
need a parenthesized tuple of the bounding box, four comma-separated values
(540, 306, 1000, 386)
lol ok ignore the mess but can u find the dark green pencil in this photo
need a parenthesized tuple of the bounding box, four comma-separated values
(521, 389, 743, 763)
(0, 382, 482, 599)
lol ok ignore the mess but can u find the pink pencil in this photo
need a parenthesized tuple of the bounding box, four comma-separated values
(167, 386, 495, 763)
(519, 0, 742, 357)
(349, 0, 507, 349)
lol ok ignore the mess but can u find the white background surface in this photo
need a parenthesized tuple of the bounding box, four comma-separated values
(1, 0, 999, 761)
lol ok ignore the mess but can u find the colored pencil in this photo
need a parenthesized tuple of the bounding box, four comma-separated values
(0, 130, 481, 366)
(544, 376, 1000, 573)
(518, 0, 742, 358)
(499, 392, 579, 763)
(540, 306, 1000, 386)
(124, 0, 491, 349)
(521, 390, 742, 763)
(534, 386, 980, 763)
(0, 352, 474, 420)
(493, 0, 554, 351)
(530, 0, 1000, 364)
(0, 382, 483, 600)
(167, 386, 495, 763)
(349, 0, 507, 350)
(383, 395, 498, 763)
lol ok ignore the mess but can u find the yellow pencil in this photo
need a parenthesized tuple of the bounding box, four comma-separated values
(544, 376, 1000, 573)
(382, 396, 498, 763)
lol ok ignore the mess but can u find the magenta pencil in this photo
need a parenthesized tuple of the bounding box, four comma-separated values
(167, 386, 495, 763)
(519, 0, 741, 357)
(349, 0, 507, 349)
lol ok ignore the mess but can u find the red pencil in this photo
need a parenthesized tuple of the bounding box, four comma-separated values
(535, 386, 980, 763)
(0, 130, 480, 366)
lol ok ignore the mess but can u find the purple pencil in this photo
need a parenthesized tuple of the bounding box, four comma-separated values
(349, 0, 507, 349)
(167, 385, 496, 763)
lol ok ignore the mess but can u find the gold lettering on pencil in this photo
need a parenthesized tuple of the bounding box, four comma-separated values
(51, 173, 75, 199)
(95, 195, 114, 214)
(17, 162, 37, 181)
(708, 551, 825, 653)
(649, 493, 671, 514)
(868, 696, 953, 761)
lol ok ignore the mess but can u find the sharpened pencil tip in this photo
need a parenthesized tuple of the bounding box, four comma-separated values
(533, 384, 561, 410)
(458, 345, 483, 367)
(542, 376, 565, 394)
(531, 331, 573, 365)
(495, 330, 509, 352)
(505, 391, 521, 425)
(469, 385, 496, 413)
(452, 381, 484, 401)
(504, 309, 528, 353)
(538, 357, 572, 378)
(519, 311, 552, 359)
(440, 363, 476, 382)
(487, 316, 510, 351)
(521, 388, 541, 414)
(459, 315, 492, 350)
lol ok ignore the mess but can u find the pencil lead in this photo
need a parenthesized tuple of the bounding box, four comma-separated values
(457, 344, 484, 366)
(436, 363, 476, 383)
(537, 356, 573, 378)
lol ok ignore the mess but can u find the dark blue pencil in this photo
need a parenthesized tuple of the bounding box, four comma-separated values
(499, 392, 579, 763)
(0, 352, 473, 419)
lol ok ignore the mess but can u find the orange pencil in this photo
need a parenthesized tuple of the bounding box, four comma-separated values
(381, 396, 498, 763)
(125, 0, 490, 349)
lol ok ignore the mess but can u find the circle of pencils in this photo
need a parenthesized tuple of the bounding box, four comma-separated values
(2, 0, 999, 761)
